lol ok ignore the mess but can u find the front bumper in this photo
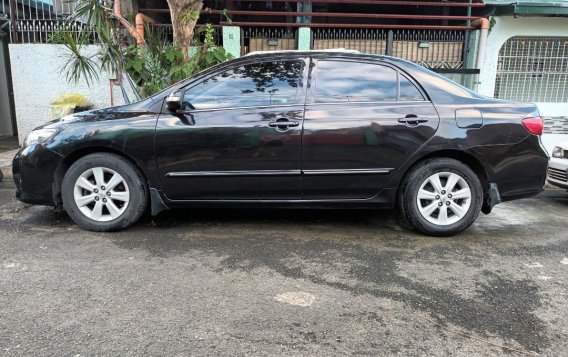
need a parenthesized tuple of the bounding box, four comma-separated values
(548, 157, 568, 190)
(13, 144, 64, 206)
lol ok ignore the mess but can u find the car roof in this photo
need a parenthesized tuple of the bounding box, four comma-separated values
(244, 49, 363, 56)
(241, 49, 403, 63)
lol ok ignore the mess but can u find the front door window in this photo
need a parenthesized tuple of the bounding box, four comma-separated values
(182, 61, 304, 110)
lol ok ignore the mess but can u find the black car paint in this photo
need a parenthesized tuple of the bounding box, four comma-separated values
(13, 52, 548, 215)
(301, 57, 440, 199)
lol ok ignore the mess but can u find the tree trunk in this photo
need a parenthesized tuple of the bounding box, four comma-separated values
(167, 0, 204, 60)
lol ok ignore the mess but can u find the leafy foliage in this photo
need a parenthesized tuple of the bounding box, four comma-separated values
(48, 28, 90, 45)
(59, 31, 100, 85)
(182, 10, 200, 24)
(123, 24, 233, 97)
(59, 0, 234, 96)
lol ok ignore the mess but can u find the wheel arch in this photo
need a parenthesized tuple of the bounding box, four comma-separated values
(396, 149, 491, 207)
(53, 146, 148, 207)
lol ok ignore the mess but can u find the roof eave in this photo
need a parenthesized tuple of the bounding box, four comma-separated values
(486, 1, 568, 15)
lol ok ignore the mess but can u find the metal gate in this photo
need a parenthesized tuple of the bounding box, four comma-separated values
(241, 27, 297, 56)
(495, 36, 568, 103)
(312, 28, 387, 55)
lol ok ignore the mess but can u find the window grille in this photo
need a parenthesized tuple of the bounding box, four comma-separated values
(495, 36, 568, 103)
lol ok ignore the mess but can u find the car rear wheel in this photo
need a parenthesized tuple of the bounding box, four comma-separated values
(399, 158, 483, 236)
(61, 153, 148, 231)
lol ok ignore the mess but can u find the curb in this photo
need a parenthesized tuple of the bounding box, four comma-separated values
(0, 165, 12, 181)
(0, 166, 11, 181)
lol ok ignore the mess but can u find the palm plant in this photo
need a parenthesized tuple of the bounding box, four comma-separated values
(59, 0, 233, 97)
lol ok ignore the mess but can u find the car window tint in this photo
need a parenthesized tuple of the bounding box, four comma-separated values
(399, 74, 424, 101)
(315, 61, 397, 103)
(182, 61, 303, 110)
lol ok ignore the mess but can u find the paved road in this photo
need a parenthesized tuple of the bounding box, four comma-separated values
(1, 183, 567, 356)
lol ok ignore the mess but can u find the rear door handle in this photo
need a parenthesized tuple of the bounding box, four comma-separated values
(398, 114, 429, 125)
(268, 119, 300, 130)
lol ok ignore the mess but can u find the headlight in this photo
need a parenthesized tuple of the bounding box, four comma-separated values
(23, 128, 57, 147)
(552, 146, 564, 159)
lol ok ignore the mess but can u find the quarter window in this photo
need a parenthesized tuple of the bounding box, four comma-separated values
(182, 61, 303, 110)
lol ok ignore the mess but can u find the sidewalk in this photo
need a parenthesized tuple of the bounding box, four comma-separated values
(0, 149, 19, 181)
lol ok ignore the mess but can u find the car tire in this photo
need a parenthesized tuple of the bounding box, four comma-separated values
(61, 153, 148, 232)
(399, 158, 483, 237)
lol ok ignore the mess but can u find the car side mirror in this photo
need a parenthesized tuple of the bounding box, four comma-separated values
(166, 90, 183, 111)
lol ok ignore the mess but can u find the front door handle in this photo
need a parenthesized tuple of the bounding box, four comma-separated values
(268, 119, 300, 130)
(398, 114, 429, 125)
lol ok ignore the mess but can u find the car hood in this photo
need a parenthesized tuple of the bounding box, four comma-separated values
(39, 100, 154, 129)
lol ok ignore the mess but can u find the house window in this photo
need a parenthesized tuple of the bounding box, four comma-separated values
(495, 37, 568, 103)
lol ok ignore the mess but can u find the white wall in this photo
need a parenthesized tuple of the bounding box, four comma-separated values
(478, 16, 568, 117)
(9, 44, 131, 144)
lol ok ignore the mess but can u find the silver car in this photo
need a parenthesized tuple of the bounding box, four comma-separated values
(549, 142, 568, 190)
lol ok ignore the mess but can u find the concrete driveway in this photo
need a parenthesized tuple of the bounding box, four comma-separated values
(1, 181, 567, 356)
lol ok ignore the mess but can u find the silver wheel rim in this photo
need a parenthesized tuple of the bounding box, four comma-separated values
(416, 172, 472, 226)
(73, 167, 130, 222)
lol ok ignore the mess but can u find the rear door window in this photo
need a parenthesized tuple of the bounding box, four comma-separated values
(314, 61, 398, 103)
(313, 60, 425, 103)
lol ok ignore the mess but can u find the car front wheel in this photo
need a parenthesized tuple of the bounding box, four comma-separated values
(399, 158, 483, 236)
(61, 153, 148, 231)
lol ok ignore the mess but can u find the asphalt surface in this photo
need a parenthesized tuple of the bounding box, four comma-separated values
(1, 181, 567, 356)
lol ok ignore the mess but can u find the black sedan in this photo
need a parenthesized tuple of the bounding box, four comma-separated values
(13, 51, 548, 236)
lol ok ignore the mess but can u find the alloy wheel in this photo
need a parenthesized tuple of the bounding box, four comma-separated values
(73, 167, 130, 222)
(416, 172, 472, 226)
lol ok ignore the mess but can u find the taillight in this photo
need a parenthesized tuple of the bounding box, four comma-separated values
(522, 117, 543, 136)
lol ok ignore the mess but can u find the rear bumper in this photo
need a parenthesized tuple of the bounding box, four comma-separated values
(13, 144, 64, 206)
(473, 135, 548, 203)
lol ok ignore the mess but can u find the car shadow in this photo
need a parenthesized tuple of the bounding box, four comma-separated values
(151, 207, 397, 228)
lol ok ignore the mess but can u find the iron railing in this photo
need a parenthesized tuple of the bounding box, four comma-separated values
(1, 0, 83, 43)
(312, 28, 387, 55)
(148, 24, 224, 46)
(0, 0, 222, 45)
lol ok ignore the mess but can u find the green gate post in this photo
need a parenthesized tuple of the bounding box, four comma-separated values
(298, 27, 311, 51)
(222, 26, 241, 58)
